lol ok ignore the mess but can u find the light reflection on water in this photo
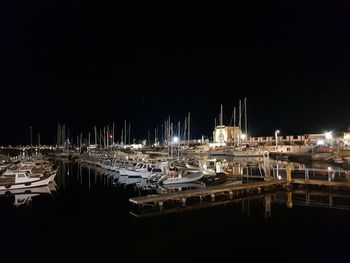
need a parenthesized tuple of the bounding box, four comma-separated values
(1, 159, 350, 262)
(2, 158, 350, 212)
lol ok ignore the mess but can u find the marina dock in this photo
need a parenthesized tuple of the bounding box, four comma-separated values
(292, 178, 350, 189)
(129, 179, 286, 206)
(129, 174, 350, 211)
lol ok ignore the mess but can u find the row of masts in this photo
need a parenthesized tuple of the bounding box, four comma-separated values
(55, 112, 192, 150)
(56, 121, 133, 149)
(148, 112, 191, 147)
(29, 126, 40, 146)
(31, 99, 246, 148)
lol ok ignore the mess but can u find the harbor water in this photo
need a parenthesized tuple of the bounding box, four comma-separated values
(1, 159, 350, 262)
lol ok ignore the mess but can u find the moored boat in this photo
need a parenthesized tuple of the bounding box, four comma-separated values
(160, 171, 204, 185)
(0, 170, 56, 190)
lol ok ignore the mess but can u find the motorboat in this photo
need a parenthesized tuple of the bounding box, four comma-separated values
(160, 171, 204, 185)
(0, 170, 56, 190)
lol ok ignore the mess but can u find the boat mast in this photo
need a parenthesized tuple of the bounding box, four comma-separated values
(183, 117, 187, 145)
(230, 106, 236, 126)
(124, 120, 127, 146)
(244, 97, 248, 139)
(99, 129, 102, 147)
(220, 104, 223, 126)
(154, 128, 157, 146)
(57, 123, 61, 147)
(169, 116, 171, 145)
(234, 107, 236, 126)
(112, 122, 115, 146)
(128, 123, 131, 145)
(188, 112, 190, 145)
(94, 126, 97, 145)
(170, 122, 173, 158)
(103, 126, 105, 148)
(62, 124, 65, 148)
(178, 121, 180, 158)
(107, 125, 109, 148)
(239, 100, 242, 146)
(80, 132, 83, 151)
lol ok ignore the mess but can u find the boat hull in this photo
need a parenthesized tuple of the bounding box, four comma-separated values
(0, 176, 52, 191)
(162, 172, 204, 185)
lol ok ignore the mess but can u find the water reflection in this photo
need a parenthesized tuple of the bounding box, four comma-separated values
(2, 157, 350, 215)
(130, 190, 350, 218)
(1, 156, 350, 263)
(0, 182, 57, 207)
(54, 157, 350, 211)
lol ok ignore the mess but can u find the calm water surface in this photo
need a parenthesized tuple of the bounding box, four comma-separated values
(1, 160, 350, 263)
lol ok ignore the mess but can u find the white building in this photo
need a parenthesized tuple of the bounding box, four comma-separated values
(213, 125, 242, 144)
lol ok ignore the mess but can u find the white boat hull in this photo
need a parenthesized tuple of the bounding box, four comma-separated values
(0, 176, 52, 191)
(162, 172, 204, 185)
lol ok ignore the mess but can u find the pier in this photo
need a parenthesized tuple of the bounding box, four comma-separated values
(129, 179, 285, 206)
(129, 166, 350, 212)
(292, 178, 350, 189)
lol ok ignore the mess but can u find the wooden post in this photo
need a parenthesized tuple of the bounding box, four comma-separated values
(287, 191, 293, 208)
(286, 164, 292, 187)
(229, 191, 233, 199)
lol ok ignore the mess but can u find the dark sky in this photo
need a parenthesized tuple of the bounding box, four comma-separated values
(2, 0, 350, 145)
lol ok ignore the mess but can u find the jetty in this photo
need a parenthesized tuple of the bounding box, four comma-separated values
(129, 179, 285, 207)
(129, 166, 350, 211)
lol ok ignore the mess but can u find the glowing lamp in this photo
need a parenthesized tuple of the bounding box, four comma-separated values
(325, 132, 333, 140)
(317, 139, 325, 145)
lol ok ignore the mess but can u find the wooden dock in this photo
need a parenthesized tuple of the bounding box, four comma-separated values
(129, 179, 286, 206)
(292, 179, 350, 189)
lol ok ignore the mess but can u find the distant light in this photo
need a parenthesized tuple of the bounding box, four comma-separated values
(275, 130, 280, 134)
(317, 139, 325, 145)
(173, 136, 179, 143)
(241, 134, 246, 140)
(328, 167, 332, 171)
(344, 133, 350, 140)
(109, 135, 113, 139)
(325, 131, 333, 140)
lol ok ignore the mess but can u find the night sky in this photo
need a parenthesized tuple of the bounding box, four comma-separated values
(2, 0, 350, 145)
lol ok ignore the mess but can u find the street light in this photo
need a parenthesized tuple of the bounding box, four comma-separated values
(173, 136, 179, 143)
(241, 133, 246, 141)
(275, 130, 280, 147)
(325, 131, 333, 141)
